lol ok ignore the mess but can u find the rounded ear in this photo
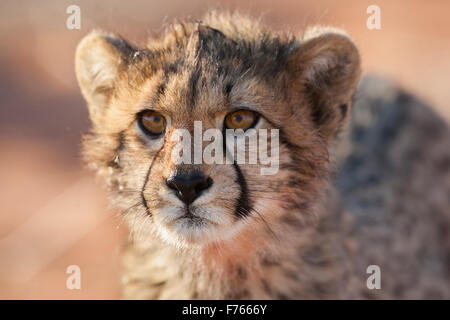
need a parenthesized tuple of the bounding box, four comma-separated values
(287, 27, 361, 140)
(75, 30, 137, 125)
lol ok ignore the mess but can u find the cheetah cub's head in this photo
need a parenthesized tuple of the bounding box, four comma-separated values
(75, 13, 360, 248)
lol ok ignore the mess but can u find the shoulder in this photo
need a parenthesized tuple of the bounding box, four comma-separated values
(335, 75, 449, 199)
(331, 76, 450, 298)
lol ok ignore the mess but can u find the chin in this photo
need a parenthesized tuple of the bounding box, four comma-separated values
(153, 205, 245, 249)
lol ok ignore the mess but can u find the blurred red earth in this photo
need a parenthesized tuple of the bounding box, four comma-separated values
(0, 0, 449, 299)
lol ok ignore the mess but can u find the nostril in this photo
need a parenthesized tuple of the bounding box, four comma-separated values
(165, 172, 213, 205)
(194, 177, 213, 194)
(166, 178, 178, 191)
(207, 177, 213, 188)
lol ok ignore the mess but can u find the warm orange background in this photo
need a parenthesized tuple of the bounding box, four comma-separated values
(0, 0, 449, 299)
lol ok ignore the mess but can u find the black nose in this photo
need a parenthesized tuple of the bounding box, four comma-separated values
(166, 171, 213, 205)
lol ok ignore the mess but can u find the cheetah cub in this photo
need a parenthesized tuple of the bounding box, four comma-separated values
(75, 12, 450, 299)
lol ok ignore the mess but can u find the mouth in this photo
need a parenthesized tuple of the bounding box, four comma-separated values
(177, 209, 202, 221)
(163, 207, 215, 244)
(155, 204, 242, 246)
(175, 207, 216, 225)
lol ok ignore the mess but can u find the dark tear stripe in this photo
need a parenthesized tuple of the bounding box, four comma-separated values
(221, 125, 251, 219)
(233, 163, 252, 219)
(141, 147, 164, 217)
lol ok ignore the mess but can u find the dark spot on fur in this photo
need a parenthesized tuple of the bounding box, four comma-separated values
(233, 289, 250, 299)
(312, 281, 331, 297)
(261, 279, 273, 296)
(284, 269, 298, 280)
(158, 82, 166, 96)
(261, 256, 280, 267)
(236, 266, 247, 280)
(281, 213, 307, 228)
(287, 176, 307, 189)
(276, 292, 289, 300)
(188, 67, 201, 108)
(224, 82, 233, 97)
(301, 246, 333, 268)
(339, 103, 348, 118)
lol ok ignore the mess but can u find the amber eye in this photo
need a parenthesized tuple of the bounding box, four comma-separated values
(224, 109, 258, 131)
(138, 110, 166, 136)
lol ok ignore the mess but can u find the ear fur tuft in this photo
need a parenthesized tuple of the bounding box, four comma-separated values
(287, 27, 361, 139)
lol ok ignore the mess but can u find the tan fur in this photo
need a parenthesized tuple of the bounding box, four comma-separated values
(75, 11, 450, 299)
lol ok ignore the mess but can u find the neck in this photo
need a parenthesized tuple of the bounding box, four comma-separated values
(121, 202, 346, 299)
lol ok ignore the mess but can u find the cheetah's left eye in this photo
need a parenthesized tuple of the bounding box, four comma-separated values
(224, 110, 258, 131)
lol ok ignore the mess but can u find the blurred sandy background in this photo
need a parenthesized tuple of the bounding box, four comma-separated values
(0, 0, 449, 299)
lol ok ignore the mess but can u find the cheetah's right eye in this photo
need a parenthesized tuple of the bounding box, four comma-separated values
(138, 110, 166, 137)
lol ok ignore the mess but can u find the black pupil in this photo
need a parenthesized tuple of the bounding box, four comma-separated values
(235, 115, 243, 123)
(152, 116, 160, 123)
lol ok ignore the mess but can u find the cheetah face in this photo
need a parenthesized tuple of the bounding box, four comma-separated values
(75, 20, 360, 248)
(128, 101, 284, 247)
